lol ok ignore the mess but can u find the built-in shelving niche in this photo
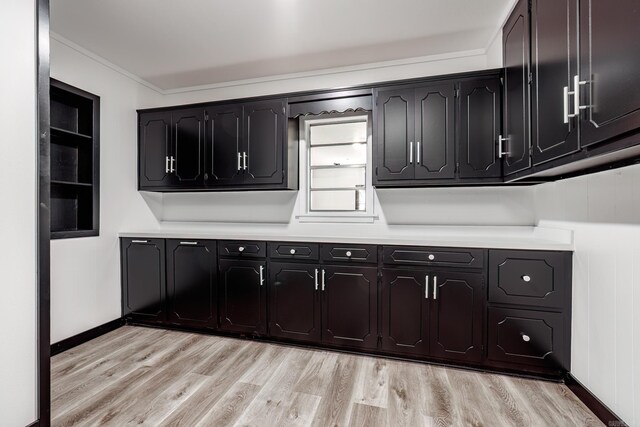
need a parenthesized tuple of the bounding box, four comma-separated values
(50, 79, 100, 239)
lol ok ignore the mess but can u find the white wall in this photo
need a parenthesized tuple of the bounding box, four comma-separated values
(535, 164, 640, 426)
(0, 1, 38, 425)
(49, 39, 162, 343)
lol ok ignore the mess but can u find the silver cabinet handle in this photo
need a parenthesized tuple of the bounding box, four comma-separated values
(522, 275, 531, 282)
(243, 152, 248, 170)
(425, 275, 429, 299)
(433, 276, 437, 300)
(409, 141, 414, 164)
(237, 152, 242, 171)
(416, 141, 421, 164)
(238, 246, 245, 252)
(346, 251, 352, 257)
(165, 156, 170, 173)
(179, 241, 198, 245)
(497, 135, 510, 158)
(131, 240, 149, 243)
(321, 269, 326, 291)
(573, 75, 589, 116)
(521, 333, 531, 342)
(290, 248, 296, 255)
(315, 268, 319, 291)
(259, 265, 264, 286)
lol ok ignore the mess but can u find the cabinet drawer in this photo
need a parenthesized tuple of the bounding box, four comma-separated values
(383, 246, 483, 269)
(321, 244, 377, 264)
(488, 308, 566, 369)
(489, 250, 571, 309)
(218, 240, 266, 258)
(269, 242, 319, 261)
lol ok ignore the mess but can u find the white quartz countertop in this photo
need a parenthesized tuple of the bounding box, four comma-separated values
(119, 225, 574, 251)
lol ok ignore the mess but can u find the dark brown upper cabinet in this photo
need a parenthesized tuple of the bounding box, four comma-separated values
(243, 100, 285, 185)
(375, 83, 456, 183)
(205, 104, 244, 186)
(578, 0, 640, 147)
(172, 108, 205, 186)
(458, 77, 503, 179)
(531, 0, 580, 165)
(139, 111, 172, 188)
(502, 0, 532, 176)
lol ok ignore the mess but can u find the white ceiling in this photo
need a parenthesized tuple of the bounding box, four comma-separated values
(51, 0, 512, 91)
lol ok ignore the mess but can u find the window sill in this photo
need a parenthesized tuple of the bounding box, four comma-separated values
(295, 214, 379, 224)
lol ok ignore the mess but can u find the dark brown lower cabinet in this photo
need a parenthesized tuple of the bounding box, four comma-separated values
(166, 239, 217, 328)
(321, 265, 378, 350)
(218, 259, 267, 335)
(121, 238, 166, 323)
(269, 262, 321, 343)
(429, 271, 484, 363)
(381, 268, 430, 356)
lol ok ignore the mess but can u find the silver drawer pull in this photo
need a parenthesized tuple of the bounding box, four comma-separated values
(131, 240, 149, 243)
(428, 254, 435, 261)
(180, 241, 198, 245)
(290, 248, 296, 255)
(346, 251, 352, 257)
(521, 334, 531, 342)
(522, 275, 531, 282)
(238, 246, 245, 252)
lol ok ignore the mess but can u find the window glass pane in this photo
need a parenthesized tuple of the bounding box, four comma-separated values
(310, 190, 365, 211)
(311, 167, 365, 189)
(310, 143, 367, 167)
(310, 121, 367, 145)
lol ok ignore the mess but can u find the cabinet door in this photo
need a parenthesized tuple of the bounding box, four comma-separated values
(172, 108, 205, 186)
(139, 112, 172, 188)
(243, 100, 284, 185)
(503, 0, 532, 175)
(381, 268, 430, 356)
(375, 89, 415, 181)
(218, 259, 267, 335)
(321, 265, 378, 350)
(206, 105, 244, 186)
(458, 78, 502, 178)
(166, 239, 217, 328)
(531, 0, 579, 164)
(121, 238, 166, 323)
(430, 271, 484, 363)
(579, 0, 640, 147)
(414, 84, 455, 179)
(269, 263, 321, 343)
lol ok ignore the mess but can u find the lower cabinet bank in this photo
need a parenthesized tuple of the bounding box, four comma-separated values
(120, 238, 572, 378)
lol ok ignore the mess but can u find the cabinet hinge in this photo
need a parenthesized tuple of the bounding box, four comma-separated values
(528, 72, 533, 85)
(205, 113, 209, 121)
(456, 162, 460, 173)
(282, 106, 286, 115)
(455, 89, 460, 98)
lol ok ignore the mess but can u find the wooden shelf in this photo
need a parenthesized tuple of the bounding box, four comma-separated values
(51, 126, 92, 140)
(51, 180, 93, 187)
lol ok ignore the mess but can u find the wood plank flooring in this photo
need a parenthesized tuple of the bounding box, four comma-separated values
(51, 326, 602, 426)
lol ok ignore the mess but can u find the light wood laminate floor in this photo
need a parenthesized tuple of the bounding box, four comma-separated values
(51, 326, 602, 426)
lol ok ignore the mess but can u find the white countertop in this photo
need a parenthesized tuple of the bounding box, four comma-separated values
(119, 225, 574, 251)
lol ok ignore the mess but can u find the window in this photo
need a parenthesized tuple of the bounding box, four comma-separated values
(298, 112, 376, 222)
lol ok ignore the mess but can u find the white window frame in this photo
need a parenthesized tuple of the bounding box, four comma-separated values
(296, 111, 378, 223)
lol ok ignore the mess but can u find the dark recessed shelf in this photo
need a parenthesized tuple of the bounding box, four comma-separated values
(51, 180, 93, 187)
(51, 126, 92, 140)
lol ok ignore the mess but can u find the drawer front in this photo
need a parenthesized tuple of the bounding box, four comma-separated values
(218, 240, 266, 258)
(488, 308, 565, 369)
(383, 246, 484, 269)
(269, 242, 319, 261)
(321, 244, 377, 264)
(489, 250, 571, 309)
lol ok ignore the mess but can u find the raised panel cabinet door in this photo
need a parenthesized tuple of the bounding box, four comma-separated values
(173, 108, 205, 186)
(381, 268, 430, 357)
(139, 112, 172, 188)
(269, 263, 321, 343)
(121, 238, 166, 323)
(243, 100, 285, 185)
(206, 105, 244, 186)
(321, 265, 378, 350)
(375, 89, 415, 181)
(503, 0, 532, 176)
(166, 239, 217, 328)
(531, 0, 579, 164)
(579, 0, 640, 147)
(218, 259, 267, 335)
(414, 84, 456, 179)
(458, 78, 502, 178)
(429, 271, 484, 363)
